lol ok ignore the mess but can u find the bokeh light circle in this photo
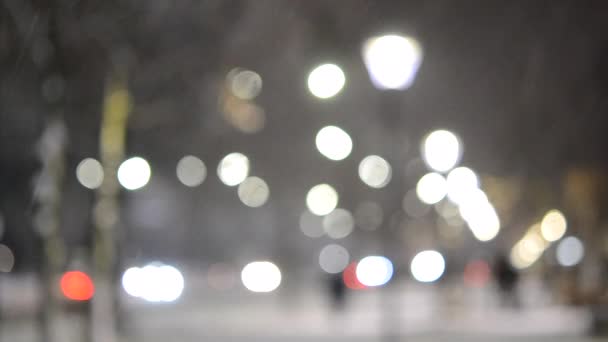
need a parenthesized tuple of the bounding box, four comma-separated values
(446, 167, 479, 204)
(540, 209, 567, 242)
(306, 184, 339, 216)
(237, 176, 270, 207)
(358, 155, 392, 188)
(322, 208, 354, 239)
(241, 261, 281, 293)
(60, 271, 95, 301)
(422, 130, 461, 172)
(307, 63, 346, 99)
(416, 172, 447, 204)
(410, 250, 445, 283)
(362, 35, 423, 90)
(315, 126, 353, 161)
(319, 244, 350, 274)
(356, 256, 394, 287)
(229, 69, 262, 100)
(76, 158, 104, 189)
(176, 155, 207, 187)
(117, 157, 151, 191)
(556, 236, 584, 267)
(217, 152, 250, 186)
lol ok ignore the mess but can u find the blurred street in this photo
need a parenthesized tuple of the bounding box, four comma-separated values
(3, 1, 608, 341)
(0, 272, 594, 341)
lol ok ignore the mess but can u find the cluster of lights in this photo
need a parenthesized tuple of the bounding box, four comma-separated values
(121, 263, 185, 303)
(414, 129, 500, 242)
(74, 35, 454, 293)
(333, 250, 447, 288)
(76, 151, 269, 208)
(510, 210, 576, 269)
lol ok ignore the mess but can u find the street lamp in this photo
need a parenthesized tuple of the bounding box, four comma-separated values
(362, 33, 423, 342)
(362, 34, 423, 90)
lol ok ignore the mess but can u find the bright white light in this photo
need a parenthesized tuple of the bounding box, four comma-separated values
(315, 126, 353, 161)
(121, 263, 184, 303)
(556, 236, 584, 267)
(457, 188, 489, 220)
(299, 210, 325, 238)
(410, 250, 445, 283)
(322, 208, 354, 239)
(416, 172, 447, 204)
(229, 68, 262, 100)
(319, 244, 350, 274)
(540, 209, 567, 242)
(446, 167, 479, 204)
(307, 63, 346, 99)
(306, 184, 339, 216)
(217, 152, 250, 186)
(362, 34, 422, 90)
(157, 265, 185, 302)
(356, 256, 394, 287)
(121, 267, 143, 298)
(422, 130, 461, 173)
(117, 157, 151, 190)
(176, 155, 207, 187)
(457, 188, 500, 241)
(237, 176, 269, 207)
(466, 202, 501, 242)
(241, 261, 281, 293)
(76, 158, 104, 189)
(358, 155, 392, 188)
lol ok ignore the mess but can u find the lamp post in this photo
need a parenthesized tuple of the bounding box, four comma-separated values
(362, 33, 423, 341)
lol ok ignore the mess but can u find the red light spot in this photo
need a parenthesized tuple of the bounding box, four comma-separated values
(61, 271, 95, 301)
(343, 262, 366, 290)
(464, 260, 491, 288)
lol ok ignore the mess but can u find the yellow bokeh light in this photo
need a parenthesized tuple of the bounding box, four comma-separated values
(540, 209, 567, 242)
